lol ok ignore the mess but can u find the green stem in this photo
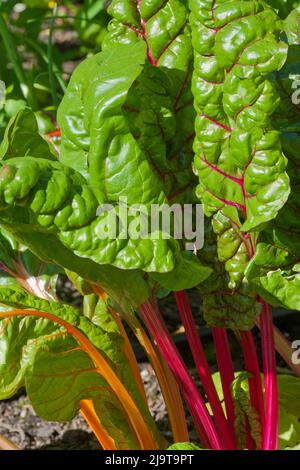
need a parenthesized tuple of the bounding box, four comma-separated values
(0, 11, 37, 109)
(48, 3, 59, 109)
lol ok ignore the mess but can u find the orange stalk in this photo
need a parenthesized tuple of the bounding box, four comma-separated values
(109, 308, 148, 404)
(92, 286, 147, 404)
(80, 399, 116, 450)
(0, 309, 157, 450)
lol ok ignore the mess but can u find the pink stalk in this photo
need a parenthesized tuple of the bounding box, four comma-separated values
(259, 301, 278, 450)
(239, 330, 265, 439)
(174, 291, 236, 449)
(211, 327, 236, 439)
(256, 319, 300, 379)
(140, 299, 223, 450)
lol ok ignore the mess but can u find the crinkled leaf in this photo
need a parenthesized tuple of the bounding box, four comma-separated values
(246, 46, 300, 309)
(0, 43, 206, 302)
(103, 0, 191, 71)
(59, 42, 195, 205)
(191, 0, 289, 235)
(198, 222, 259, 330)
(0, 157, 180, 274)
(1, 157, 148, 311)
(245, 242, 300, 309)
(189, 1, 289, 329)
(123, 63, 196, 204)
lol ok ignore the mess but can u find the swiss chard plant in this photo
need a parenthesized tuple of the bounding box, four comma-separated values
(0, 0, 300, 451)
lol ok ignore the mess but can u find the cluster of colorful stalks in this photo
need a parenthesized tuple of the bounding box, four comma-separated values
(140, 291, 299, 450)
(1, 264, 299, 450)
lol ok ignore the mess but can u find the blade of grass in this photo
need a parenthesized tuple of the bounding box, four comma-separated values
(0, 12, 37, 109)
(18, 35, 66, 94)
(47, 3, 59, 109)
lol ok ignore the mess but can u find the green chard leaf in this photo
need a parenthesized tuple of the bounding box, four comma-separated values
(150, 251, 212, 291)
(190, 0, 289, 233)
(211, 372, 300, 449)
(277, 375, 300, 449)
(0, 155, 150, 312)
(0, 156, 178, 272)
(167, 442, 202, 450)
(285, 6, 300, 44)
(246, 45, 300, 310)
(189, 0, 290, 327)
(102, 0, 191, 71)
(122, 63, 197, 204)
(265, 0, 299, 19)
(0, 108, 57, 161)
(198, 221, 260, 330)
(0, 292, 161, 449)
(245, 242, 300, 309)
(0, 311, 138, 449)
(0, 37, 210, 304)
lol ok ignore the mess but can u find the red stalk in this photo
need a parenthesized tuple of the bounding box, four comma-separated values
(174, 291, 236, 449)
(256, 319, 300, 379)
(260, 300, 278, 450)
(140, 299, 223, 450)
(211, 327, 236, 439)
(239, 330, 265, 438)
